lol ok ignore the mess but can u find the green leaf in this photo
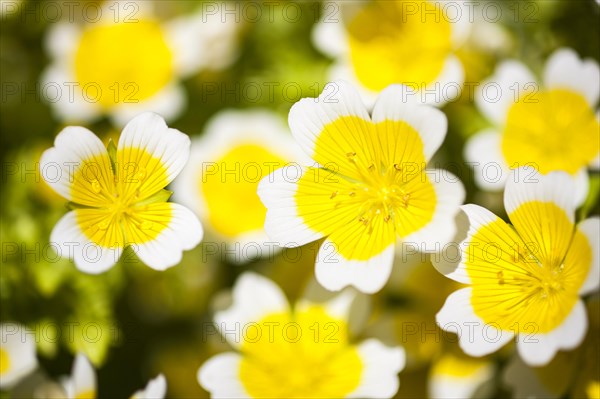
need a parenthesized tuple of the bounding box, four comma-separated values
(578, 173, 600, 220)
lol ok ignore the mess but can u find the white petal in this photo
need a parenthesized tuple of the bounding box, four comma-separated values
(463, 129, 509, 191)
(423, 55, 465, 106)
(475, 60, 537, 126)
(573, 168, 590, 208)
(449, 2, 473, 47)
(197, 353, 250, 398)
(402, 170, 465, 251)
(504, 167, 576, 222)
(517, 299, 587, 367)
(134, 204, 203, 271)
(429, 358, 494, 399)
(348, 339, 405, 399)
(543, 47, 600, 107)
(257, 166, 324, 247)
(164, 13, 208, 77)
(132, 374, 167, 399)
(288, 80, 370, 162)
(311, 11, 348, 57)
(327, 61, 380, 110)
(436, 287, 515, 357)
(50, 211, 120, 274)
(40, 126, 108, 202)
(214, 272, 290, 348)
(371, 87, 448, 161)
(39, 65, 102, 123)
(430, 209, 471, 284)
(44, 22, 80, 60)
(117, 111, 191, 185)
(315, 240, 395, 294)
(578, 217, 600, 295)
(111, 83, 186, 127)
(69, 354, 96, 399)
(0, 323, 38, 389)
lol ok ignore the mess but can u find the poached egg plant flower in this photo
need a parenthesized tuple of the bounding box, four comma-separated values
(466, 48, 600, 205)
(434, 167, 599, 366)
(198, 272, 405, 398)
(40, 112, 203, 273)
(0, 323, 38, 389)
(258, 81, 465, 294)
(312, 0, 470, 106)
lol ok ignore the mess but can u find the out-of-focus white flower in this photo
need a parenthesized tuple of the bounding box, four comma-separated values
(130, 374, 167, 399)
(0, 323, 38, 389)
(428, 352, 494, 399)
(62, 354, 96, 399)
(41, 1, 239, 126)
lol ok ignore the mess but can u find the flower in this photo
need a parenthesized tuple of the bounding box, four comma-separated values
(173, 109, 304, 263)
(257, 81, 465, 293)
(40, 112, 203, 273)
(62, 354, 167, 399)
(428, 352, 494, 399)
(131, 374, 167, 399)
(465, 48, 600, 205)
(198, 272, 405, 398)
(0, 323, 38, 389)
(41, 2, 239, 126)
(62, 354, 96, 399)
(312, 0, 470, 106)
(434, 167, 600, 366)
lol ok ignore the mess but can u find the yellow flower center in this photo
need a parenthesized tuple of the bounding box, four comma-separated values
(75, 390, 96, 399)
(71, 147, 172, 248)
(347, 0, 453, 91)
(502, 89, 599, 174)
(431, 353, 489, 378)
(0, 347, 10, 374)
(201, 144, 287, 238)
(467, 202, 591, 333)
(295, 117, 436, 260)
(239, 306, 362, 398)
(74, 19, 174, 108)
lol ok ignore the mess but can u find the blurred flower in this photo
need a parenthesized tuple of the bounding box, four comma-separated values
(198, 272, 405, 398)
(41, 1, 239, 126)
(312, 0, 470, 106)
(40, 112, 203, 273)
(62, 354, 95, 399)
(466, 48, 600, 205)
(258, 81, 465, 293)
(435, 167, 599, 366)
(131, 374, 167, 399)
(428, 351, 494, 399)
(0, 323, 38, 389)
(173, 109, 303, 263)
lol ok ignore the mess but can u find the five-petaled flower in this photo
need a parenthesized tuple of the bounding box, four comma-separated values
(258, 81, 465, 293)
(198, 272, 405, 398)
(41, 112, 203, 273)
(435, 167, 599, 366)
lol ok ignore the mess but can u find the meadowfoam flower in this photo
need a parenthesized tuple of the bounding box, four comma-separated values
(428, 352, 494, 399)
(173, 109, 303, 263)
(257, 81, 465, 293)
(0, 323, 38, 389)
(312, 0, 470, 106)
(62, 354, 96, 399)
(131, 374, 167, 399)
(198, 272, 405, 398)
(40, 112, 203, 273)
(41, 2, 239, 125)
(434, 167, 600, 366)
(466, 48, 600, 205)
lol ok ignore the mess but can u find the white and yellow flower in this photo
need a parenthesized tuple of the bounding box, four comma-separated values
(466, 48, 600, 205)
(312, 0, 471, 106)
(131, 374, 167, 399)
(173, 109, 303, 263)
(198, 272, 405, 398)
(40, 112, 203, 273)
(0, 323, 38, 389)
(258, 81, 465, 293)
(41, 2, 239, 125)
(62, 354, 96, 399)
(435, 167, 599, 366)
(428, 352, 494, 399)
